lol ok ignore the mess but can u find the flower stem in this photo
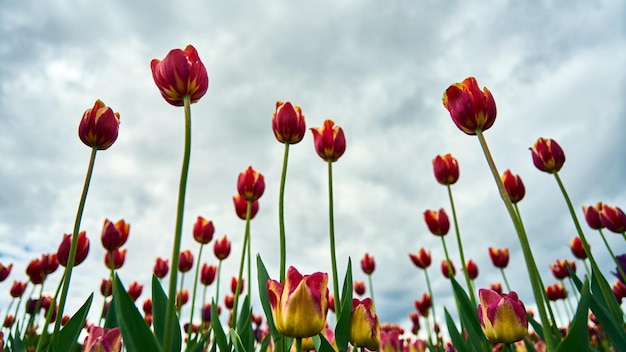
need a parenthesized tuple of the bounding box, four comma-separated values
(163, 95, 193, 352)
(423, 269, 436, 347)
(446, 185, 476, 306)
(327, 160, 341, 316)
(278, 143, 290, 282)
(296, 337, 302, 352)
(187, 243, 205, 338)
(232, 200, 252, 329)
(598, 228, 626, 282)
(53, 147, 97, 337)
(499, 268, 511, 292)
(475, 130, 556, 350)
(367, 274, 375, 306)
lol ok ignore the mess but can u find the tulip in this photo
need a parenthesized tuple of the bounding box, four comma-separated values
(224, 294, 235, 309)
(237, 166, 265, 202)
(530, 138, 566, 173)
(379, 328, 402, 352)
(501, 170, 526, 203)
(153, 257, 169, 279)
(231, 277, 244, 295)
(432, 154, 459, 185)
(10, 281, 28, 298)
(466, 259, 479, 280)
(441, 260, 455, 278)
(612, 281, 626, 302)
(310, 119, 346, 162)
(82, 326, 122, 352)
(266, 266, 329, 338)
(414, 293, 431, 317)
(193, 216, 215, 244)
(213, 235, 231, 260)
(545, 283, 567, 301)
(26, 259, 45, 285)
(57, 231, 89, 267)
(127, 282, 143, 302)
(150, 45, 208, 106)
(349, 298, 380, 351)
(407, 339, 428, 352)
(100, 219, 129, 251)
(4, 315, 15, 328)
(353, 280, 366, 296)
(409, 248, 432, 269)
(232, 194, 259, 220)
(477, 289, 528, 344)
(178, 250, 194, 273)
(0, 263, 12, 282)
(78, 100, 120, 150)
(600, 204, 626, 233)
(442, 76, 497, 135)
(569, 236, 588, 259)
(40, 253, 59, 275)
(549, 259, 575, 280)
(272, 101, 307, 144)
(200, 263, 217, 286)
(104, 249, 126, 270)
(423, 208, 450, 236)
(582, 202, 604, 230)
(176, 289, 189, 308)
(489, 282, 503, 294)
(488, 247, 510, 268)
(361, 253, 376, 275)
(101, 279, 113, 297)
(143, 298, 153, 316)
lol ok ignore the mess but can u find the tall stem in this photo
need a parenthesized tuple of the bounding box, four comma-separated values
(499, 268, 511, 292)
(187, 243, 205, 338)
(232, 201, 252, 328)
(475, 130, 556, 350)
(278, 143, 290, 282)
(598, 228, 626, 282)
(446, 185, 476, 306)
(327, 160, 341, 316)
(53, 147, 97, 336)
(423, 269, 436, 347)
(163, 95, 193, 351)
(367, 274, 375, 306)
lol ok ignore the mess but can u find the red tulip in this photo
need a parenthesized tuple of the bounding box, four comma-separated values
(57, 231, 90, 267)
(409, 248, 432, 269)
(423, 208, 450, 236)
(432, 154, 459, 185)
(569, 237, 588, 259)
(127, 282, 143, 302)
(272, 101, 306, 144)
(582, 202, 604, 230)
(200, 263, 217, 286)
(466, 259, 479, 280)
(193, 216, 215, 244)
(231, 277, 244, 295)
(545, 283, 567, 301)
(600, 204, 626, 233)
(237, 166, 265, 202)
(213, 235, 231, 260)
(441, 260, 456, 279)
(150, 45, 208, 106)
(530, 138, 566, 173)
(78, 100, 120, 150)
(353, 280, 366, 296)
(232, 194, 259, 220)
(488, 247, 510, 268)
(178, 250, 194, 273)
(0, 262, 13, 282)
(101, 279, 113, 297)
(414, 293, 431, 317)
(310, 119, 346, 162)
(100, 219, 130, 251)
(442, 77, 497, 135)
(10, 281, 28, 298)
(361, 253, 376, 275)
(501, 170, 526, 203)
(549, 259, 576, 280)
(153, 257, 169, 279)
(104, 249, 127, 270)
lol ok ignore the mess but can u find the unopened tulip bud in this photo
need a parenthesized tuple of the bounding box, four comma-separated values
(353, 280, 366, 296)
(176, 289, 189, 308)
(200, 263, 217, 286)
(178, 250, 194, 273)
(442, 77, 497, 135)
(478, 289, 528, 343)
(409, 248, 432, 269)
(488, 247, 510, 269)
(414, 293, 431, 317)
(501, 170, 526, 203)
(78, 100, 120, 150)
(231, 277, 244, 295)
(193, 216, 215, 244)
(310, 119, 346, 162)
(232, 194, 259, 220)
(213, 235, 231, 260)
(150, 45, 208, 106)
(441, 260, 455, 279)
(104, 249, 126, 270)
(349, 298, 380, 351)
(432, 154, 459, 185)
(361, 253, 375, 275)
(10, 281, 28, 298)
(100, 219, 130, 251)
(57, 232, 90, 267)
(128, 282, 143, 302)
(569, 237, 588, 259)
(530, 138, 565, 173)
(237, 166, 265, 202)
(424, 208, 450, 236)
(582, 202, 604, 230)
(101, 279, 113, 297)
(153, 257, 169, 279)
(545, 283, 567, 301)
(600, 204, 626, 233)
(272, 101, 306, 144)
(466, 259, 479, 280)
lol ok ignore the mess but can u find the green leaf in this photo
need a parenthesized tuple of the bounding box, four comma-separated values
(335, 259, 353, 352)
(113, 274, 161, 352)
(229, 329, 246, 352)
(450, 277, 491, 351)
(8, 332, 26, 352)
(256, 255, 279, 340)
(312, 333, 337, 352)
(555, 279, 591, 352)
(590, 260, 623, 322)
(152, 275, 182, 352)
(444, 308, 470, 352)
(54, 293, 93, 352)
(527, 313, 544, 342)
(104, 296, 118, 329)
(211, 299, 230, 352)
(235, 295, 254, 352)
(259, 333, 271, 352)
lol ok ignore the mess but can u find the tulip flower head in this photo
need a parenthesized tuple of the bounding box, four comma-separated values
(237, 166, 265, 202)
(569, 236, 588, 259)
(361, 252, 376, 275)
(466, 259, 479, 280)
(545, 283, 567, 301)
(488, 247, 510, 269)
(178, 250, 194, 273)
(193, 216, 215, 244)
(266, 266, 329, 338)
(414, 293, 431, 317)
(310, 119, 346, 162)
(441, 260, 456, 278)
(10, 281, 28, 298)
(501, 170, 526, 203)
(153, 257, 169, 279)
(432, 154, 459, 185)
(104, 249, 127, 270)
(477, 289, 528, 344)
(442, 77, 497, 135)
(549, 259, 575, 280)
(26, 259, 44, 285)
(489, 282, 503, 294)
(0, 263, 12, 282)
(582, 202, 604, 230)
(600, 204, 626, 233)
(78, 100, 120, 150)
(530, 137, 566, 173)
(57, 232, 90, 267)
(272, 101, 307, 144)
(82, 326, 122, 352)
(213, 235, 232, 260)
(349, 298, 381, 351)
(231, 277, 245, 295)
(200, 264, 217, 286)
(409, 248, 432, 269)
(423, 208, 450, 236)
(128, 282, 143, 302)
(150, 44, 208, 106)
(353, 280, 366, 296)
(232, 194, 259, 220)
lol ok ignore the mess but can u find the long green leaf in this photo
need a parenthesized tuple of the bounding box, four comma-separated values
(313, 333, 337, 352)
(211, 299, 230, 352)
(236, 295, 254, 351)
(444, 308, 470, 352)
(54, 293, 93, 352)
(113, 274, 161, 352)
(152, 275, 182, 352)
(104, 296, 118, 329)
(555, 279, 591, 352)
(335, 259, 353, 352)
(450, 277, 490, 351)
(256, 255, 279, 340)
(230, 329, 246, 352)
(527, 313, 544, 342)
(8, 332, 26, 352)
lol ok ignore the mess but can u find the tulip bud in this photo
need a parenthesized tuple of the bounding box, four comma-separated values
(178, 250, 194, 273)
(489, 282, 503, 294)
(361, 253, 376, 275)
(613, 254, 626, 283)
(530, 138, 566, 173)
(10, 281, 28, 298)
(423, 208, 450, 236)
(266, 266, 329, 338)
(310, 119, 346, 162)
(100, 219, 130, 252)
(409, 248, 432, 269)
(349, 298, 380, 351)
(200, 263, 217, 286)
(545, 283, 567, 301)
(231, 277, 244, 295)
(26, 259, 44, 285)
(432, 154, 459, 185)
(441, 260, 455, 278)
(153, 257, 169, 279)
(150, 45, 208, 106)
(213, 235, 231, 260)
(272, 101, 306, 144)
(488, 247, 510, 269)
(477, 289, 528, 344)
(237, 166, 265, 202)
(224, 294, 235, 309)
(353, 280, 366, 296)
(82, 326, 122, 352)
(501, 170, 526, 203)
(101, 279, 113, 297)
(232, 194, 259, 220)
(414, 293, 431, 317)
(549, 259, 575, 280)
(57, 232, 90, 267)
(143, 298, 153, 316)
(0, 263, 13, 282)
(582, 202, 604, 230)
(104, 249, 127, 270)
(176, 289, 189, 308)
(600, 204, 626, 233)
(442, 77, 497, 135)
(78, 100, 120, 150)
(466, 259, 479, 280)
(569, 237, 588, 259)
(128, 282, 143, 302)
(193, 216, 215, 244)
(40, 253, 59, 275)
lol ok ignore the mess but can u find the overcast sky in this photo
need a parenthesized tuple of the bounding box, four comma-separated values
(1, 0, 625, 340)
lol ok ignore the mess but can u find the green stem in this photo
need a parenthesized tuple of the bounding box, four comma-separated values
(187, 243, 205, 338)
(475, 130, 556, 350)
(499, 268, 511, 292)
(446, 185, 476, 306)
(296, 337, 302, 352)
(327, 160, 341, 316)
(278, 143, 290, 282)
(424, 269, 437, 333)
(553, 172, 623, 321)
(215, 260, 222, 307)
(232, 200, 252, 328)
(598, 228, 626, 282)
(367, 274, 375, 306)
(178, 273, 186, 315)
(53, 147, 97, 337)
(163, 95, 193, 352)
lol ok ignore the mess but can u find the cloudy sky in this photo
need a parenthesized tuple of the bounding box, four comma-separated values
(1, 0, 625, 341)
